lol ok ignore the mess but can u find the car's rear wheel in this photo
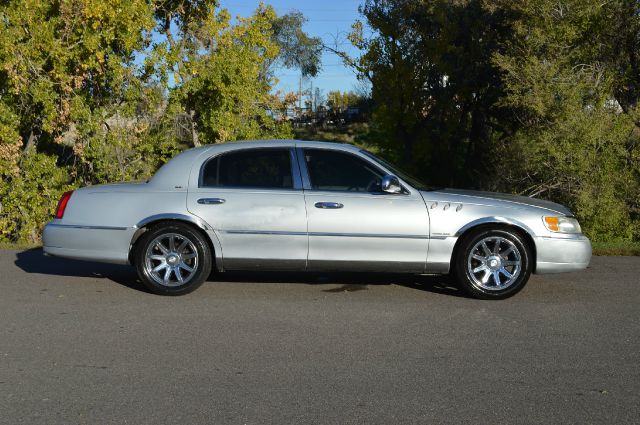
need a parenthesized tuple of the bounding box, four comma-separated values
(453, 228, 532, 299)
(134, 222, 212, 295)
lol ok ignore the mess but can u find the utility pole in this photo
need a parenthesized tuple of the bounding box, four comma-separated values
(298, 76, 302, 118)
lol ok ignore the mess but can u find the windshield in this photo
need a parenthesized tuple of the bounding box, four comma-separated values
(360, 150, 432, 191)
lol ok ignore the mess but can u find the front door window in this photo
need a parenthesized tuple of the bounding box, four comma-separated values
(303, 149, 384, 193)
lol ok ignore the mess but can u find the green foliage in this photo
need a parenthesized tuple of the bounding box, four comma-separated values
(0, 0, 312, 243)
(2, 0, 639, 246)
(0, 152, 73, 243)
(0, 0, 156, 242)
(352, 0, 640, 242)
(295, 122, 372, 147)
(592, 240, 640, 256)
(351, 0, 512, 187)
(168, 5, 293, 143)
(0, 0, 155, 135)
(326, 91, 362, 112)
(271, 11, 323, 78)
(491, 0, 640, 241)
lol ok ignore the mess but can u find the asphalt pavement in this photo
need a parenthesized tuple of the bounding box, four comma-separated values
(0, 249, 638, 424)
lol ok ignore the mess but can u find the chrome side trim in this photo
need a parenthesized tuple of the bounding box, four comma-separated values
(134, 213, 211, 231)
(46, 224, 128, 231)
(538, 234, 589, 241)
(311, 232, 429, 239)
(221, 229, 431, 239)
(454, 216, 537, 238)
(222, 230, 307, 236)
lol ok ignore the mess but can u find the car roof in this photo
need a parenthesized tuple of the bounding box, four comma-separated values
(196, 139, 361, 154)
(149, 140, 363, 189)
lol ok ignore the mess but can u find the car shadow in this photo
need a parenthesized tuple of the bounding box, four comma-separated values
(213, 270, 467, 297)
(14, 248, 467, 298)
(14, 248, 147, 292)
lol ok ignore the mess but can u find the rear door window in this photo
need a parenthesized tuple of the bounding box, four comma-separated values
(201, 148, 293, 189)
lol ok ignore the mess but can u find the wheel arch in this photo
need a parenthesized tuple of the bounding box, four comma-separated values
(450, 217, 537, 271)
(128, 213, 223, 270)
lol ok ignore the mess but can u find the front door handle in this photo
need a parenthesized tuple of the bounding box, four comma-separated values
(197, 198, 226, 205)
(315, 202, 344, 209)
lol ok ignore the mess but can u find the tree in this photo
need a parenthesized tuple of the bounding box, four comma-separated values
(0, 0, 155, 241)
(0, 0, 321, 242)
(150, 3, 323, 144)
(491, 0, 640, 241)
(596, 0, 640, 114)
(164, 4, 292, 143)
(270, 11, 323, 78)
(350, 0, 512, 187)
(351, 0, 639, 241)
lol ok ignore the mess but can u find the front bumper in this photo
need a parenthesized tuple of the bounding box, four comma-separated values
(534, 234, 592, 274)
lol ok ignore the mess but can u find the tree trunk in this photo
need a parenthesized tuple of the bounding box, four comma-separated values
(190, 110, 200, 147)
(22, 129, 37, 154)
(19, 129, 38, 167)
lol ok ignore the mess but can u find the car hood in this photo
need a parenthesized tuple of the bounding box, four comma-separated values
(425, 188, 573, 216)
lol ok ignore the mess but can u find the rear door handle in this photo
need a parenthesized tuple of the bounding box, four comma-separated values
(314, 202, 343, 209)
(197, 198, 226, 205)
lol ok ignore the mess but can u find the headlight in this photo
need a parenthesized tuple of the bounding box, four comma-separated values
(543, 216, 582, 234)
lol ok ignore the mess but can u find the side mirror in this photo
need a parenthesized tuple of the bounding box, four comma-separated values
(381, 174, 402, 194)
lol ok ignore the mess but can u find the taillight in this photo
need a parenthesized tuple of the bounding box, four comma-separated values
(54, 190, 74, 219)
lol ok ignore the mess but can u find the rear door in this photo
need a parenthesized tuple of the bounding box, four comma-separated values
(187, 147, 308, 270)
(299, 147, 430, 273)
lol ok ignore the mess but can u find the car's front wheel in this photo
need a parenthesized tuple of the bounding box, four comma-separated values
(134, 222, 212, 295)
(453, 228, 532, 299)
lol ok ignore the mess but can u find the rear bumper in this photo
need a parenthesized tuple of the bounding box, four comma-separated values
(42, 222, 133, 264)
(534, 235, 592, 274)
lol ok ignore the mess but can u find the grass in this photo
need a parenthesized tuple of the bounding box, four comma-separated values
(0, 241, 41, 250)
(591, 240, 640, 256)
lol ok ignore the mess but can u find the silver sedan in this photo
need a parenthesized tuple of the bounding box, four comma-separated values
(43, 140, 591, 298)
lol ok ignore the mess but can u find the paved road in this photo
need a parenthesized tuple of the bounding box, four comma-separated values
(0, 249, 638, 424)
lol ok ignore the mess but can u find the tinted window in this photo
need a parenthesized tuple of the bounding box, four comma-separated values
(201, 149, 293, 189)
(360, 150, 431, 191)
(304, 149, 384, 192)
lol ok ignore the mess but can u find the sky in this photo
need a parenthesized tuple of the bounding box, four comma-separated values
(219, 0, 366, 96)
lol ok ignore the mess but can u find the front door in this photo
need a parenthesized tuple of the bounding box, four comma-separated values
(300, 147, 430, 273)
(187, 147, 307, 270)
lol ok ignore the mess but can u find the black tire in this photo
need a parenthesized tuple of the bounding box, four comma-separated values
(452, 227, 532, 300)
(133, 222, 213, 295)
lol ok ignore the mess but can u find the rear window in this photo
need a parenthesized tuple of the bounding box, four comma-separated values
(201, 148, 293, 189)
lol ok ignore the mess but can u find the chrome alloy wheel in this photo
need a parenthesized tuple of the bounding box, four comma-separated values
(144, 233, 199, 287)
(467, 236, 522, 291)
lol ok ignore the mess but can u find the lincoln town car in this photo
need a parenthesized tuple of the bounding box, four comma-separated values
(43, 140, 591, 298)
